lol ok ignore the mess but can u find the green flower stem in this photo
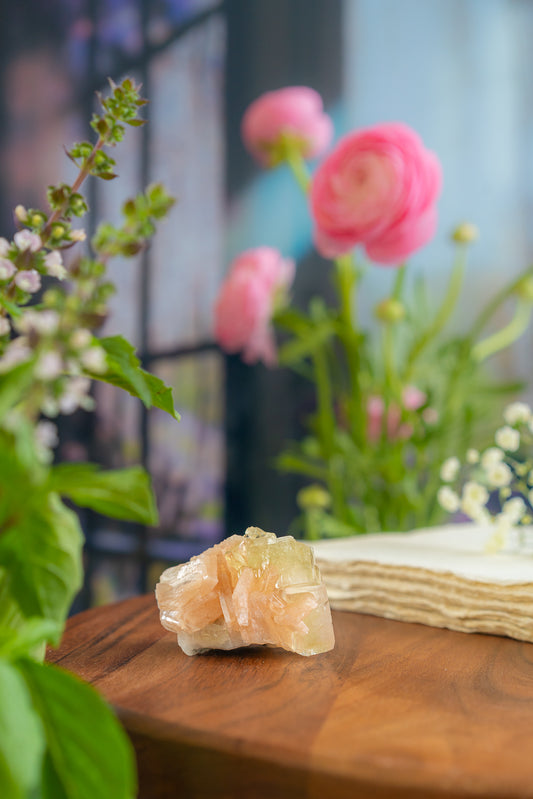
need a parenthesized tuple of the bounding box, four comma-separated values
(468, 266, 533, 342)
(472, 299, 532, 362)
(404, 244, 467, 379)
(383, 265, 407, 398)
(284, 148, 311, 194)
(335, 253, 363, 440)
(42, 139, 105, 243)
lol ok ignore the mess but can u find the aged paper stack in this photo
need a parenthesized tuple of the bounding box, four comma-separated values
(312, 524, 533, 642)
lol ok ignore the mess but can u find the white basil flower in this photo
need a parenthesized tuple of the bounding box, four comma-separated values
(14, 230, 41, 252)
(0, 258, 16, 280)
(35, 351, 63, 381)
(44, 250, 67, 280)
(14, 269, 41, 293)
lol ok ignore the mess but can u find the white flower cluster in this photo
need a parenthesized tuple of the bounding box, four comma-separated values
(437, 401, 533, 552)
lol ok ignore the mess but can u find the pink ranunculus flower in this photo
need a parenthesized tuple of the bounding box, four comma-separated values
(241, 87, 333, 167)
(310, 122, 442, 265)
(214, 247, 295, 366)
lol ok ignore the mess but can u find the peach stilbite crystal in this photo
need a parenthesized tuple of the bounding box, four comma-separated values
(155, 527, 335, 656)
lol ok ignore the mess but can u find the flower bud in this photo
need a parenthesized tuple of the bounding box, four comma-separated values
(515, 276, 533, 302)
(297, 484, 331, 511)
(374, 297, 406, 324)
(14, 269, 41, 293)
(14, 205, 28, 223)
(451, 222, 479, 244)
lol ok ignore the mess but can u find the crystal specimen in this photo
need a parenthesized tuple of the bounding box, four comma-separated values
(155, 527, 335, 656)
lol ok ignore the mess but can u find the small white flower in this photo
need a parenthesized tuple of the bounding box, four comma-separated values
(14, 230, 41, 252)
(69, 328, 93, 350)
(35, 351, 63, 381)
(461, 495, 490, 524)
(80, 346, 107, 374)
(481, 447, 504, 469)
(485, 462, 513, 488)
(501, 497, 526, 524)
(0, 238, 10, 256)
(495, 425, 520, 452)
(44, 250, 67, 280)
(463, 481, 489, 506)
(58, 376, 93, 414)
(70, 229, 86, 243)
(466, 448, 479, 464)
(14, 205, 28, 223)
(503, 401, 531, 426)
(0, 317, 10, 337)
(0, 258, 16, 280)
(41, 396, 59, 417)
(440, 456, 460, 482)
(17, 309, 59, 336)
(0, 338, 32, 372)
(14, 269, 41, 293)
(437, 486, 460, 513)
(35, 420, 59, 450)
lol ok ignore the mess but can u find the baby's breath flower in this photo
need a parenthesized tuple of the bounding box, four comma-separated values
(14, 230, 41, 253)
(494, 425, 520, 452)
(481, 447, 504, 469)
(485, 461, 513, 488)
(461, 495, 490, 524)
(437, 486, 460, 513)
(503, 401, 531, 426)
(14, 270, 41, 293)
(440, 456, 460, 482)
(466, 448, 479, 464)
(463, 481, 489, 506)
(501, 496, 526, 524)
(44, 250, 67, 280)
(0, 258, 16, 280)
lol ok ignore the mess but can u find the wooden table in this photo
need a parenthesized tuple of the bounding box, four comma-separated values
(48, 594, 533, 799)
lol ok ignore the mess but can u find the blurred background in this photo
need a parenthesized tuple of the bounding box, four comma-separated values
(1, 0, 532, 607)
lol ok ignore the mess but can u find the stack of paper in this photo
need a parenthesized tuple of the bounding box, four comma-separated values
(312, 524, 533, 642)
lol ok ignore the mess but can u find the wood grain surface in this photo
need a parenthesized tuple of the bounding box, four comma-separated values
(47, 594, 533, 799)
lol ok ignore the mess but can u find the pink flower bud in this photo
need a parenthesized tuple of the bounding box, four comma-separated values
(44, 250, 67, 280)
(310, 122, 441, 264)
(242, 87, 333, 167)
(15, 269, 41, 293)
(214, 247, 295, 366)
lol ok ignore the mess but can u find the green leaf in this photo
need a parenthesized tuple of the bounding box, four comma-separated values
(19, 659, 137, 799)
(278, 322, 336, 367)
(49, 463, 158, 525)
(0, 617, 62, 660)
(0, 494, 83, 625)
(0, 360, 36, 417)
(0, 658, 45, 799)
(92, 335, 180, 420)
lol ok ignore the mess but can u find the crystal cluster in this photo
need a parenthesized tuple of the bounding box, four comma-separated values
(155, 527, 335, 656)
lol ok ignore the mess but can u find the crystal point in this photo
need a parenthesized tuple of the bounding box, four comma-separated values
(155, 527, 335, 656)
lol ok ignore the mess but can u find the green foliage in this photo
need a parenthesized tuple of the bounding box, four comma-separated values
(0, 77, 180, 798)
(49, 464, 159, 525)
(94, 335, 180, 419)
